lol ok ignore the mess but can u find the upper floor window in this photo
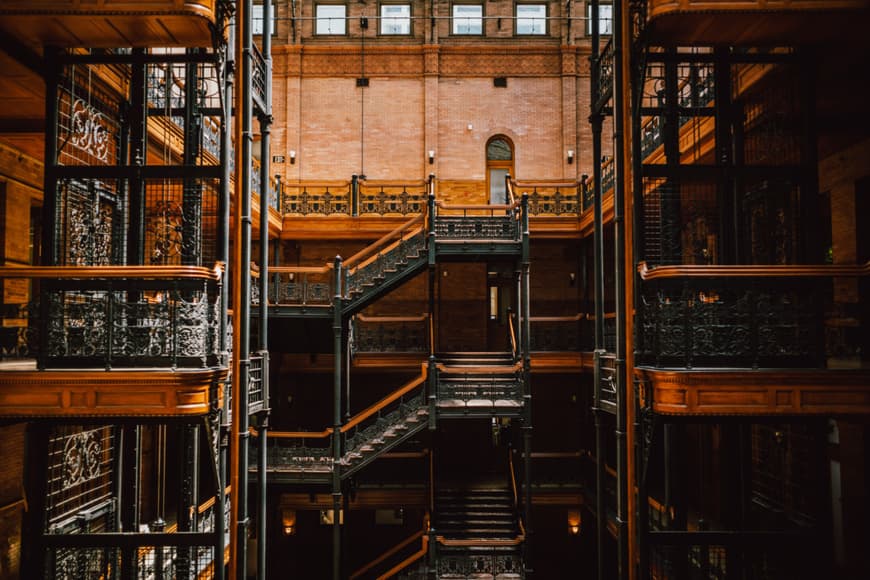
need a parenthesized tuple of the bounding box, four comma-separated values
(380, 4, 411, 35)
(587, 4, 612, 35)
(516, 4, 546, 35)
(253, 3, 275, 35)
(316, 4, 347, 35)
(453, 3, 483, 35)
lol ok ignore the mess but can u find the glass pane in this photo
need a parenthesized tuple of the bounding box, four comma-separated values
(453, 4, 483, 35)
(316, 5, 346, 35)
(380, 4, 411, 34)
(586, 4, 612, 35)
(487, 139, 512, 161)
(490, 168, 509, 204)
(516, 4, 546, 35)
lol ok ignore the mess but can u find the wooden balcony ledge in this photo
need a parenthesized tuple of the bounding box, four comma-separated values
(636, 367, 870, 416)
(0, 363, 227, 418)
(0, 0, 221, 49)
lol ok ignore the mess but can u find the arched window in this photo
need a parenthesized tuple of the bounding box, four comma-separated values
(486, 136, 514, 204)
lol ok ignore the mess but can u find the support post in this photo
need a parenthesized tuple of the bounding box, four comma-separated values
(332, 255, 344, 580)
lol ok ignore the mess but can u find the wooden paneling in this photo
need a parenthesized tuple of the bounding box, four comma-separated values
(0, 368, 226, 417)
(638, 368, 870, 415)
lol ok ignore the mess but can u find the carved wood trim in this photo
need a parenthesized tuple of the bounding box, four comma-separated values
(637, 368, 870, 415)
(0, 368, 226, 417)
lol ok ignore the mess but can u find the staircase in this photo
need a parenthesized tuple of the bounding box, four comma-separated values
(432, 483, 524, 580)
(435, 353, 525, 417)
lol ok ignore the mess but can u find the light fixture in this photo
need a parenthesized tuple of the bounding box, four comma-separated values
(282, 509, 297, 536)
(568, 510, 581, 535)
(428, 150, 435, 165)
(567, 149, 574, 164)
(467, 123, 473, 131)
(289, 150, 296, 164)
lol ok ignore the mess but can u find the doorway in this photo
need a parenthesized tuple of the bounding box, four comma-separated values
(486, 136, 514, 205)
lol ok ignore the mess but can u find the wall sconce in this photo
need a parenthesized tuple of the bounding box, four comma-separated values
(428, 150, 435, 165)
(289, 150, 296, 164)
(567, 149, 574, 164)
(568, 510, 581, 536)
(568, 272, 576, 286)
(282, 509, 297, 536)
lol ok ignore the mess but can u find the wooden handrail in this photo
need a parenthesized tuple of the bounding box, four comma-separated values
(434, 200, 517, 211)
(359, 179, 428, 188)
(638, 260, 870, 281)
(508, 313, 518, 359)
(436, 536, 524, 547)
(344, 214, 426, 268)
(530, 314, 584, 323)
(350, 529, 425, 579)
(0, 262, 224, 282)
(341, 370, 427, 433)
(509, 448, 519, 510)
(435, 361, 523, 374)
(356, 313, 428, 323)
(346, 224, 425, 273)
(256, 428, 333, 439)
(283, 180, 352, 189)
(586, 312, 616, 320)
(513, 179, 580, 189)
(266, 265, 333, 275)
(376, 536, 428, 580)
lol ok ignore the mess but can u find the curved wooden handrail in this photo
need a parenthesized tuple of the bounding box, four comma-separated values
(530, 314, 584, 323)
(435, 361, 524, 374)
(356, 313, 428, 323)
(0, 262, 224, 282)
(350, 529, 425, 579)
(341, 370, 427, 433)
(638, 260, 870, 281)
(508, 313, 518, 359)
(343, 214, 426, 269)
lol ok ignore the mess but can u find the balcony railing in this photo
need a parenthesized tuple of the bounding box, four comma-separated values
(636, 261, 869, 368)
(351, 313, 429, 354)
(359, 179, 428, 216)
(282, 181, 352, 215)
(248, 352, 268, 413)
(0, 264, 223, 370)
(512, 180, 582, 216)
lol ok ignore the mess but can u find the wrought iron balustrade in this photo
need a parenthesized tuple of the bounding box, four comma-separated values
(264, 432, 335, 476)
(0, 265, 223, 370)
(248, 352, 268, 413)
(282, 182, 352, 215)
(266, 266, 334, 307)
(344, 225, 427, 300)
(435, 362, 525, 410)
(513, 181, 581, 216)
(342, 391, 426, 465)
(436, 552, 524, 578)
(359, 180, 427, 215)
(596, 38, 614, 107)
(252, 42, 267, 112)
(352, 314, 429, 354)
(433, 201, 520, 242)
(636, 262, 869, 368)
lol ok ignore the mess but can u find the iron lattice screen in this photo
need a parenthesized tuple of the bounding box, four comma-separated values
(642, 179, 719, 267)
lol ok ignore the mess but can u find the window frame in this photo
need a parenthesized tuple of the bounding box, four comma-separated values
(315, 3, 348, 36)
(252, 3, 276, 36)
(586, 3, 613, 36)
(515, 3, 547, 36)
(451, 2, 484, 36)
(379, 3, 412, 36)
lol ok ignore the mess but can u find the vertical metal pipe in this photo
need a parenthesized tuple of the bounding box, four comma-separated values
(332, 256, 344, 580)
(612, 0, 629, 578)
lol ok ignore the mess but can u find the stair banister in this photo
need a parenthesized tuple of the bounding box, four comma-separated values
(340, 369, 427, 433)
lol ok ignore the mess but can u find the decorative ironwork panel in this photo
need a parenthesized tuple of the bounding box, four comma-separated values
(343, 393, 425, 457)
(524, 186, 581, 216)
(359, 185, 426, 216)
(596, 39, 614, 107)
(58, 179, 121, 266)
(434, 217, 518, 241)
(57, 66, 121, 167)
(437, 376, 523, 406)
(282, 184, 351, 215)
(741, 180, 800, 266)
(642, 180, 719, 267)
(529, 320, 580, 351)
(437, 553, 524, 577)
(345, 231, 426, 299)
(264, 444, 334, 474)
(144, 178, 220, 266)
(637, 276, 826, 368)
(352, 318, 428, 353)
(46, 426, 115, 527)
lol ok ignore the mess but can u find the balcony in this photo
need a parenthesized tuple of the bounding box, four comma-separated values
(0, 264, 227, 418)
(645, 0, 870, 45)
(635, 261, 870, 415)
(0, 1, 225, 48)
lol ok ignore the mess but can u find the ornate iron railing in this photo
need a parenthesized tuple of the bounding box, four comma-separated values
(529, 315, 583, 351)
(359, 179, 428, 215)
(433, 201, 520, 242)
(596, 38, 614, 107)
(248, 352, 268, 413)
(636, 262, 870, 368)
(512, 180, 581, 216)
(352, 313, 429, 354)
(251, 158, 280, 212)
(266, 266, 334, 307)
(282, 181, 352, 215)
(435, 552, 524, 578)
(252, 42, 267, 111)
(434, 362, 524, 409)
(0, 265, 223, 369)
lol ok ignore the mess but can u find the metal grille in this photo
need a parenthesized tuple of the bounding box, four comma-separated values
(751, 423, 820, 524)
(57, 179, 123, 266)
(740, 180, 800, 265)
(144, 178, 220, 266)
(740, 66, 802, 167)
(46, 426, 115, 527)
(642, 179, 719, 267)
